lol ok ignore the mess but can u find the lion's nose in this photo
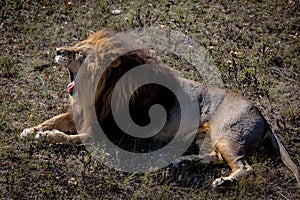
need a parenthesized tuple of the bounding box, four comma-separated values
(56, 49, 64, 56)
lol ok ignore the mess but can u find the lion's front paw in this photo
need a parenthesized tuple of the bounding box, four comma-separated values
(20, 128, 36, 139)
(35, 130, 70, 144)
(212, 177, 234, 188)
(35, 131, 47, 141)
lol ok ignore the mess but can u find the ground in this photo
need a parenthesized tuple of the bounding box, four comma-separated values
(0, 0, 299, 199)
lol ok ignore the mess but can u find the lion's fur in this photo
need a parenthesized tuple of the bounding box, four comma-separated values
(21, 30, 300, 187)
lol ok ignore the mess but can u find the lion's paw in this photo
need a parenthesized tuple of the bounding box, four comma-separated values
(212, 177, 234, 188)
(20, 128, 35, 139)
(35, 130, 69, 144)
(35, 131, 48, 141)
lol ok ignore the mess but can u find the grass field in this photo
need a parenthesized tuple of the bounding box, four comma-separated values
(1, 0, 300, 199)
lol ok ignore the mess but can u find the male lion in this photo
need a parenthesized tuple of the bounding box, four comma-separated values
(21, 30, 300, 187)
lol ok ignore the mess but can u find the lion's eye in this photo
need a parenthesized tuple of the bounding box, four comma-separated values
(56, 50, 65, 56)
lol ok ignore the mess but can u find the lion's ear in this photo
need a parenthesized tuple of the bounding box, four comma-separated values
(110, 58, 121, 68)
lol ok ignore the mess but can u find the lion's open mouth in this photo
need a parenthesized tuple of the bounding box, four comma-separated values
(68, 70, 76, 95)
(67, 81, 75, 94)
(55, 52, 77, 95)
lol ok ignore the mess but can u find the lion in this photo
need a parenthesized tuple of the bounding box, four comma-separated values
(20, 29, 300, 187)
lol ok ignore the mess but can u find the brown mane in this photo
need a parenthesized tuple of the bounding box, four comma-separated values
(71, 30, 180, 150)
(68, 30, 176, 119)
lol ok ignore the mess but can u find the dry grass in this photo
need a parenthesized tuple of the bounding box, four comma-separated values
(0, 0, 299, 199)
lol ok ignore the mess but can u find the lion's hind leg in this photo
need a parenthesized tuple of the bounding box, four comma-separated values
(212, 156, 254, 187)
(174, 150, 223, 166)
(174, 125, 223, 166)
(210, 131, 256, 187)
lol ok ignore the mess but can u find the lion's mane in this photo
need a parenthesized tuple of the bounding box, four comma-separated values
(72, 30, 181, 151)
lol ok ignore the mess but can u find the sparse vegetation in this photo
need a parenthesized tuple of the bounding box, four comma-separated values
(0, 0, 299, 199)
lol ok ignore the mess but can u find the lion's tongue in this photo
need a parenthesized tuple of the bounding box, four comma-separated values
(67, 81, 75, 94)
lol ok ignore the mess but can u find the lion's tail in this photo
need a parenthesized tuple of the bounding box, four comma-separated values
(265, 124, 300, 186)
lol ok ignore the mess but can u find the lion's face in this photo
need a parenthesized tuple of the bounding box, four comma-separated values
(55, 48, 85, 74)
(55, 47, 86, 94)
